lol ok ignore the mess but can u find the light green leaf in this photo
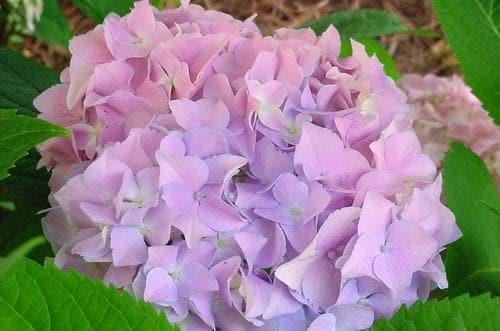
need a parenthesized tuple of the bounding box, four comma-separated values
(443, 142, 500, 297)
(72, 0, 134, 23)
(371, 293, 500, 330)
(0, 199, 15, 211)
(0, 48, 59, 116)
(34, 0, 73, 47)
(299, 9, 408, 38)
(433, 0, 500, 124)
(0, 109, 68, 180)
(340, 38, 400, 81)
(0, 258, 177, 330)
(0, 236, 46, 273)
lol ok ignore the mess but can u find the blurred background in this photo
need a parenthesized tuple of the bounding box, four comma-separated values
(1, 0, 459, 75)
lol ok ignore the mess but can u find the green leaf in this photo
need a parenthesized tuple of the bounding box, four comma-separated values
(0, 236, 46, 273)
(0, 109, 69, 180)
(410, 28, 441, 38)
(0, 47, 59, 117)
(0, 198, 52, 264)
(72, 0, 134, 24)
(340, 38, 400, 81)
(0, 200, 15, 211)
(34, 0, 73, 47)
(0, 258, 177, 330)
(0, 151, 51, 210)
(299, 9, 408, 38)
(372, 293, 500, 330)
(151, 0, 167, 9)
(443, 142, 500, 297)
(433, 0, 500, 125)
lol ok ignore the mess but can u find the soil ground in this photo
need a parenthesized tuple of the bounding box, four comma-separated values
(16, 0, 460, 75)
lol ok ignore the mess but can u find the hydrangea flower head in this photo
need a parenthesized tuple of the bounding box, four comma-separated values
(38, 1, 461, 330)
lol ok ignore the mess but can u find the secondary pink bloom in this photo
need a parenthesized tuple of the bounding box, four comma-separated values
(401, 73, 500, 187)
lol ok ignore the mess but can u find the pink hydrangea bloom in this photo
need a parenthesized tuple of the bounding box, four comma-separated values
(400, 73, 500, 187)
(38, 1, 461, 330)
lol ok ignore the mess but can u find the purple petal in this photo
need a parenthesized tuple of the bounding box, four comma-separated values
(178, 262, 218, 297)
(307, 313, 336, 331)
(263, 280, 302, 319)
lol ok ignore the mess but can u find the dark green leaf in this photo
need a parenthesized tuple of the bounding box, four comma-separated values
(0, 199, 52, 264)
(0, 109, 68, 180)
(0, 151, 51, 210)
(372, 293, 500, 330)
(299, 9, 408, 38)
(0, 258, 177, 330)
(340, 38, 400, 80)
(34, 0, 73, 47)
(433, 0, 500, 124)
(443, 142, 500, 297)
(0, 48, 59, 116)
(72, 0, 134, 24)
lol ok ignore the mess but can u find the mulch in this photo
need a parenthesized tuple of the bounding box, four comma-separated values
(15, 0, 460, 75)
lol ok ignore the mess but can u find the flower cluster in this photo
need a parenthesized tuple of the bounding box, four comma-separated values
(38, 1, 461, 330)
(401, 74, 500, 187)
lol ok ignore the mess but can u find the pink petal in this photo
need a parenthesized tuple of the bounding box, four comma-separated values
(282, 220, 317, 252)
(386, 220, 437, 269)
(263, 280, 302, 319)
(178, 263, 218, 297)
(301, 256, 341, 310)
(110, 226, 147, 266)
(145, 245, 178, 272)
(198, 195, 247, 231)
(272, 173, 309, 208)
(316, 207, 359, 253)
(144, 267, 178, 304)
(162, 181, 194, 214)
(249, 51, 278, 81)
(183, 128, 228, 159)
(144, 202, 174, 246)
(103, 265, 136, 288)
(157, 154, 209, 191)
(173, 205, 215, 249)
(275, 242, 321, 290)
(276, 48, 303, 86)
(373, 250, 414, 294)
(341, 233, 381, 280)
